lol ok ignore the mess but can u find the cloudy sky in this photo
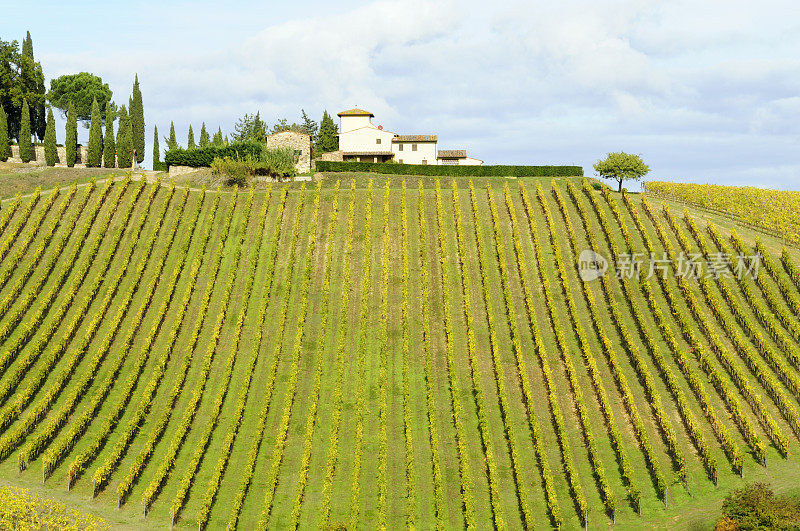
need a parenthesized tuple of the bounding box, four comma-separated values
(3, 0, 799, 189)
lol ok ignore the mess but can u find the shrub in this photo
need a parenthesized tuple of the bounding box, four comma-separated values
(164, 141, 265, 168)
(717, 483, 800, 530)
(211, 147, 297, 186)
(315, 160, 582, 177)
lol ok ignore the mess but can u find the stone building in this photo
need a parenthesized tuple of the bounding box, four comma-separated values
(266, 131, 312, 174)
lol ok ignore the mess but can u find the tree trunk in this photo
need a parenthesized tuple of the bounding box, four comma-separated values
(618, 179, 623, 193)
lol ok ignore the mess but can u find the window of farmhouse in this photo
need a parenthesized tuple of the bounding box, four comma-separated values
(442, 159, 458, 165)
(376, 138, 381, 144)
(294, 149, 302, 156)
(398, 159, 403, 163)
(412, 144, 417, 151)
(398, 144, 403, 151)
(422, 159, 427, 165)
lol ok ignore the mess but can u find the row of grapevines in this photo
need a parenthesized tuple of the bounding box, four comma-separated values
(433, 180, 475, 529)
(0, 188, 42, 265)
(754, 239, 800, 328)
(489, 183, 586, 523)
(0, 184, 69, 301)
(0, 185, 77, 371)
(452, 181, 507, 529)
(657, 206, 786, 457)
(680, 213, 800, 440)
(521, 183, 639, 512)
(502, 182, 612, 522)
(642, 198, 774, 459)
(318, 180, 359, 526)
(377, 179, 392, 528)
(347, 179, 376, 530)
(191, 185, 287, 529)
(0, 193, 23, 235)
(782, 250, 800, 291)
(0, 180, 113, 393)
(569, 181, 687, 481)
(721, 229, 800, 363)
(592, 185, 720, 481)
(139, 186, 251, 515)
(114, 186, 238, 507)
(0, 178, 142, 458)
(622, 193, 746, 472)
(399, 181, 416, 528)
(91, 187, 220, 495)
(545, 183, 668, 499)
(34, 184, 182, 474)
(69, 188, 210, 489)
(416, 181, 446, 529)
(286, 180, 343, 530)
(254, 183, 325, 529)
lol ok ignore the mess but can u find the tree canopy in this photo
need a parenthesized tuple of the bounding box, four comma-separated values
(316, 110, 339, 153)
(47, 72, 114, 124)
(0, 36, 47, 141)
(232, 112, 267, 143)
(593, 152, 650, 192)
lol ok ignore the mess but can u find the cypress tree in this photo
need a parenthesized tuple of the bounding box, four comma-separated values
(187, 125, 195, 149)
(166, 121, 178, 150)
(199, 122, 209, 148)
(116, 106, 127, 147)
(0, 105, 9, 162)
(213, 126, 223, 146)
(152, 125, 160, 167)
(103, 107, 116, 168)
(19, 99, 32, 163)
(317, 110, 338, 153)
(86, 98, 103, 167)
(65, 101, 77, 167)
(44, 106, 57, 166)
(117, 109, 131, 168)
(130, 74, 145, 163)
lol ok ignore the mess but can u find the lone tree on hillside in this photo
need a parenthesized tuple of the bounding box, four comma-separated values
(48, 72, 114, 125)
(594, 152, 650, 193)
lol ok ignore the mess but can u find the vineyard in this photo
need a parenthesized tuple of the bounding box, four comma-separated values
(1, 175, 800, 528)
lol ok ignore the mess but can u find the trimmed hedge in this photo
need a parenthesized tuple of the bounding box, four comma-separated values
(316, 160, 582, 177)
(163, 142, 264, 168)
(153, 161, 168, 172)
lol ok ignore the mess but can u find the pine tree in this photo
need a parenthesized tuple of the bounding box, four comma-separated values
(165, 121, 178, 151)
(0, 105, 9, 162)
(317, 110, 338, 153)
(117, 108, 131, 168)
(103, 108, 116, 168)
(19, 99, 32, 163)
(130, 74, 145, 163)
(199, 122, 209, 148)
(301, 109, 318, 142)
(152, 125, 160, 167)
(65, 101, 78, 167)
(187, 125, 195, 149)
(213, 126, 223, 146)
(44, 106, 57, 166)
(86, 98, 103, 167)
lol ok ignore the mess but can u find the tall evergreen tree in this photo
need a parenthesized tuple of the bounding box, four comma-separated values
(115, 106, 127, 147)
(19, 99, 32, 163)
(165, 121, 178, 151)
(21, 32, 46, 141)
(44, 107, 57, 166)
(187, 125, 195, 149)
(87, 98, 103, 167)
(213, 126, 223, 146)
(317, 110, 338, 153)
(199, 122, 209, 148)
(117, 107, 131, 168)
(130, 74, 145, 163)
(152, 125, 160, 167)
(301, 109, 318, 143)
(65, 101, 78, 167)
(103, 108, 116, 168)
(0, 106, 9, 162)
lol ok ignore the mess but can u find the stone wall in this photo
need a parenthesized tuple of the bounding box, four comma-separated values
(317, 150, 343, 162)
(8, 145, 91, 166)
(168, 165, 201, 179)
(265, 131, 312, 174)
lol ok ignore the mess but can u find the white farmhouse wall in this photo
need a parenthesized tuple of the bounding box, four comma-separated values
(392, 142, 437, 165)
(339, 127, 396, 152)
(340, 115, 374, 133)
(460, 157, 483, 166)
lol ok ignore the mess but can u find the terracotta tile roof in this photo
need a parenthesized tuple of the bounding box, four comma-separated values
(392, 135, 437, 142)
(342, 151, 395, 156)
(437, 149, 467, 158)
(337, 108, 374, 117)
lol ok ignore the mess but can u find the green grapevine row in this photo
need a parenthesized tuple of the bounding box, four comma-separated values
(377, 179, 391, 528)
(782, 249, 800, 292)
(0, 188, 41, 265)
(754, 239, 800, 329)
(0, 193, 23, 235)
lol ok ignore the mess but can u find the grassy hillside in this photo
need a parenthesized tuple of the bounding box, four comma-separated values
(1, 175, 800, 529)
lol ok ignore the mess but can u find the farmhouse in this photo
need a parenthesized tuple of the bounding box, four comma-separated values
(335, 108, 483, 165)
